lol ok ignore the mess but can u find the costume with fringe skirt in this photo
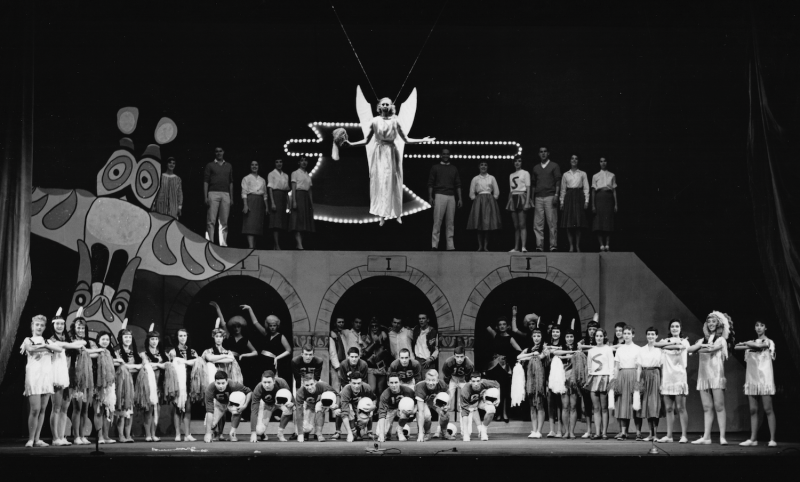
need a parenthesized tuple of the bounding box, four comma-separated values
(94, 349, 117, 419)
(23, 337, 55, 396)
(660, 337, 690, 396)
(697, 335, 727, 391)
(70, 342, 95, 402)
(202, 346, 243, 385)
(49, 334, 71, 391)
(744, 339, 775, 396)
(524, 345, 547, 410)
(134, 364, 159, 410)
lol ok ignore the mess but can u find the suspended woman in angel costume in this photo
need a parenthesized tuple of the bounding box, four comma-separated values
(344, 89, 435, 225)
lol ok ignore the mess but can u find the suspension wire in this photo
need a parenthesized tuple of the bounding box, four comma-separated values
(392, 0, 449, 104)
(331, 5, 379, 101)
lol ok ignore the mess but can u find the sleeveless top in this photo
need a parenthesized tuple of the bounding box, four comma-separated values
(263, 332, 285, 356)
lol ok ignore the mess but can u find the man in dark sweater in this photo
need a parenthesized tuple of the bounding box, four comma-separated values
(204, 146, 234, 246)
(532, 146, 562, 251)
(428, 149, 462, 250)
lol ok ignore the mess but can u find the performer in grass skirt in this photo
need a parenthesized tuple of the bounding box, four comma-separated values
(46, 308, 84, 446)
(93, 331, 118, 444)
(115, 324, 140, 443)
(68, 313, 102, 445)
(137, 326, 168, 442)
(169, 328, 200, 441)
(516, 321, 548, 439)
(735, 319, 777, 447)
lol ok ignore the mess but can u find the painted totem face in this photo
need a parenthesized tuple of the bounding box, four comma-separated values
(96, 147, 161, 210)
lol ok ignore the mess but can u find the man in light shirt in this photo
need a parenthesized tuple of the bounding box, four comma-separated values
(388, 316, 413, 359)
(412, 313, 439, 370)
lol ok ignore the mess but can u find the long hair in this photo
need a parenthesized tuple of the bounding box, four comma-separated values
(116, 329, 141, 364)
(667, 318, 683, 339)
(611, 322, 626, 345)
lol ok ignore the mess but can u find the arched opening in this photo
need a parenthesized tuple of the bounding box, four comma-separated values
(182, 275, 293, 389)
(329, 276, 439, 393)
(474, 277, 580, 421)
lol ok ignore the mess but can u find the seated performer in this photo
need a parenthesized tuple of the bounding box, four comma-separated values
(249, 370, 294, 442)
(414, 369, 453, 441)
(335, 373, 377, 442)
(460, 373, 501, 441)
(295, 375, 338, 442)
(389, 348, 422, 389)
(291, 344, 324, 388)
(376, 373, 418, 442)
(203, 371, 252, 443)
(442, 346, 474, 423)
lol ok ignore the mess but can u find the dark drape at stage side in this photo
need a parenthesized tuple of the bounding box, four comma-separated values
(747, 26, 800, 376)
(0, 2, 34, 386)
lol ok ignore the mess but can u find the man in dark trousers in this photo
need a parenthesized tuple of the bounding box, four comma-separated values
(428, 148, 462, 250)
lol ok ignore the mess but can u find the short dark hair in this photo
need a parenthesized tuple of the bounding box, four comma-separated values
(454, 346, 465, 355)
(347, 347, 360, 356)
(349, 373, 362, 381)
(214, 370, 228, 380)
(646, 326, 658, 336)
(388, 373, 400, 381)
(623, 325, 635, 334)
(302, 373, 315, 382)
(302, 344, 313, 352)
(470, 373, 482, 380)
(399, 348, 411, 356)
(167, 156, 176, 163)
(261, 370, 276, 380)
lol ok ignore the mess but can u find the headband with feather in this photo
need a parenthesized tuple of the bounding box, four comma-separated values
(121, 318, 128, 330)
(52, 307, 64, 323)
(76, 306, 84, 319)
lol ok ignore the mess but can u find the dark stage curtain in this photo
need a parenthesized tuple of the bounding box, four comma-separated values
(747, 23, 800, 374)
(0, 2, 34, 386)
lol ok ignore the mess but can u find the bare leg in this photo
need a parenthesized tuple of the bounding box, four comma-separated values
(762, 395, 776, 443)
(663, 395, 675, 439)
(142, 408, 153, 439)
(272, 230, 281, 250)
(294, 232, 303, 250)
(567, 230, 575, 252)
(512, 213, 521, 250)
(712, 388, 726, 443)
(575, 229, 582, 252)
(50, 389, 63, 442)
(747, 395, 759, 442)
(519, 212, 527, 250)
(699, 389, 714, 441)
(675, 394, 688, 440)
(27, 395, 42, 445)
(246, 235, 255, 249)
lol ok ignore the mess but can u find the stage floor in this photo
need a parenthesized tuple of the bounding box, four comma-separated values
(0, 433, 795, 458)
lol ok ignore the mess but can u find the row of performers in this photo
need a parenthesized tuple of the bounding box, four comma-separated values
(21, 310, 777, 447)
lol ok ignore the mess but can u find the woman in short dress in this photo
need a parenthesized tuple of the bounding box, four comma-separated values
(735, 320, 777, 447)
(466, 161, 501, 251)
(591, 156, 617, 252)
(636, 327, 664, 442)
(585, 328, 614, 440)
(22, 315, 63, 447)
(485, 316, 522, 423)
(241, 160, 268, 249)
(506, 156, 532, 252)
(688, 311, 734, 445)
(290, 157, 315, 250)
(655, 318, 690, 443)
(559, 154, 590, 252)
(267, 158, 290, 250)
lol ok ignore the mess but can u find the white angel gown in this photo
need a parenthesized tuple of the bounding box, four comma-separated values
(368, 116, 404, 219)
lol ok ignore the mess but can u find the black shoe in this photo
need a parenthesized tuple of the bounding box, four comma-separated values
(535, 248, 544, 252)
(355, 430, 363, 442)
(550, 247, 557, 252)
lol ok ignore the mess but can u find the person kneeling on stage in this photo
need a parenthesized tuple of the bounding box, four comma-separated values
(415, 369, 454, 441)
(204, 371, 252, 443)
(295, 375, 338, 442)
(250, 370, 294, 443)
(460, 373, 501, 441)
(376, 373, 418, 442)
(335, 373, 377, 442)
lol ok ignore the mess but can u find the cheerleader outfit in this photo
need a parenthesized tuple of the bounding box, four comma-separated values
(614, 344, 641, 419)
(585, 345, 613, 392)
(660, 337, 690, 396)
(506, 169, 531, 211)
(696, 336, 727, 391)
(636, 345, 664, 419)
(744, 339, 775, 396)
(23, 336, 55, 396)
(49, 334, 71, 393)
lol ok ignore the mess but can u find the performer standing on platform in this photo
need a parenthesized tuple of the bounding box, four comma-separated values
(506, 156, 532, 252)
(467, 161, 502, 251)
(22, 315, 62, 447)
(591, 157, 617, 252)
(168, 328, 200, 442)
(376, 374, 418, 442)
(637, 327, 664, 442)
(153, 156, 183, 218)
(585, 328, 614, 440)
(532, 146, 562, 252)
(249, 370, 293, 442)
(688, 311, 733, 445)
(267, 158, 290, 250)
(655, 319, 690, 443)
(290, 157, 314, 250)
(203, 371, 252, 443)
(205, 146, 233, 246)
(412, 313, 439, 370)
(559, 155, 590, 253)
(345, 97, 435, 225)
(428, 149, 462, 250)
(736, 320, 777, 447)
(241, 160, 268, 249)
(613, 326, 642, 440)
(442, 346, 474, 424)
